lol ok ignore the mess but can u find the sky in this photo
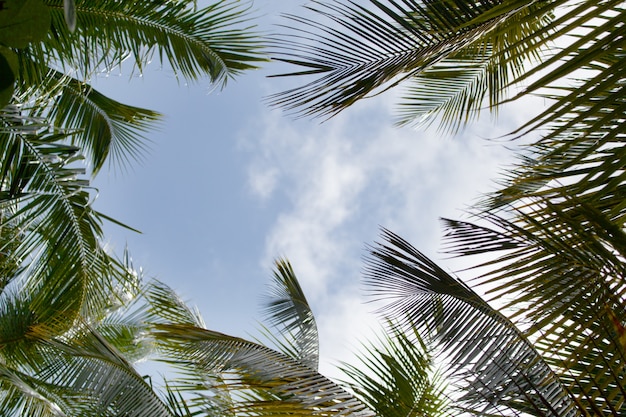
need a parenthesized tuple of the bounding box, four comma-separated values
(91, 0, 540, 379)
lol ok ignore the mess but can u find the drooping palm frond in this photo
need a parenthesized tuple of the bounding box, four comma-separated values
(17, 69, 162, 174)
(486, 27, 626, 215)
(260, 258, 319, 370)
(268, 0, 555, 122)
(395, 51, 495, 133)
(431, 4, 626, 411)
(0, 361, 72, 417)
(441, 193, 626, 415)
(152, 323, 375, 417)
(0, 280, 169, 417)
(30, 0, 265, 85)
(10, 0, 264, 173)
(37, 325, 176, 417)
(395, 0, 554, 131)
(339, 322, 451, 417)
(364, 228, 580, 417)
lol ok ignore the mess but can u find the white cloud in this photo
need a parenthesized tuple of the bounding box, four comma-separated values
(248, 163, 280, 200)
(240, 89, 542, 376)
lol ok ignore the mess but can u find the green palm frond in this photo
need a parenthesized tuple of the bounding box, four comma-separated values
(94, 292, 154, 363)
(0, 289, 51, 370)
(38, 326, 175, 417)
(30, 0, 265, 84)
(27, 70, 162, 174)
(11, 0, 265, 173)
(487, 50, 625, 215)
(441, 194, 626, 414)
(16, 67, 161, 174)
(51, 77, 159, 174)
(0, 289, 169, 416)
(146, 280, 206, 328)
(395, 52, 493, 132)
(396, 0, 554, 131)
(153, 324, 375, 417)
(268, 0, 553, 121)
(364, 228, 579, 417)
(0, 361, 71, 417)
(0, 113, 134, 333)
(339, 322, 451, 417)
(260, 258, 319, 370)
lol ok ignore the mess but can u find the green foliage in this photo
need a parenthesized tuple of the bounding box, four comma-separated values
(0, 0, 50, 108)
(268, 0, 626, 415)
(0, 0, 264, 415)
(0, 0, 51, 49)
(260, 259, 319, 369)
(340, 324, 450, 417)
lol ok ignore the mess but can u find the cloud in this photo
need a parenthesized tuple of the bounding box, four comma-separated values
(239, 90, 540, 375)
(248, 163, 280, 200)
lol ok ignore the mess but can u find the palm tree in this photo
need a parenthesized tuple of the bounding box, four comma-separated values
(266, 0, 625, 415)
(0, 0, 264, 414)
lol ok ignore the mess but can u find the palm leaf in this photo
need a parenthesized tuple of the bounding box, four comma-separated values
(441, 195, 626, 414)
(0, 361, 71, 417)
(260, 258, 320, 370)
(487, 48, 626, 219)
(268, 0, 553, 121)
(33, 0, 265, 84)
(13, 0, 265, 173)
(38, 71, 162, 174)
(0, 290, 169, 416)
(395, 0, 554, 131)
(16, 67, 161, 174)
(0, 113, 133, 334)
(153, 323, 375, 417)
(364, 228, 579, 416)
(38, 326, 175, 417)
(145, 280, 206, 328)
(339, 322, 451, 417)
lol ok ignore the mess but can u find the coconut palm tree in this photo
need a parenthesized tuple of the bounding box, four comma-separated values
(267, 0, 625, 415)
(364, 225, 625, 416)
(268, 0, 624, 231)
(0, 0, 264, 414)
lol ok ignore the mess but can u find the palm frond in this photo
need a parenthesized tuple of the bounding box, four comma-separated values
(0, 361, 70, 417)
(442, 195, 626, 414)
(396, 0, 554, 131)
(145, 280, 206, 328)
(94, 293, 154, 363)
(36, 71, 162, 174)
(364, 228, 579, 416)
(0, 112, 134, 332)
(31, 0, 265, 85)
(260, 258, 319, 370)
(153, 323, 375, 417)
(38, 326, 175, 417)
(487, 44, 626, 221)
(339, 322, 451, 417)
(0, 297, 169, 416)
(268, 0, 553, 121)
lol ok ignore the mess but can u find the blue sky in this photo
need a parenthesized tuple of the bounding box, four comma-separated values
(91, 0, 540, 378)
